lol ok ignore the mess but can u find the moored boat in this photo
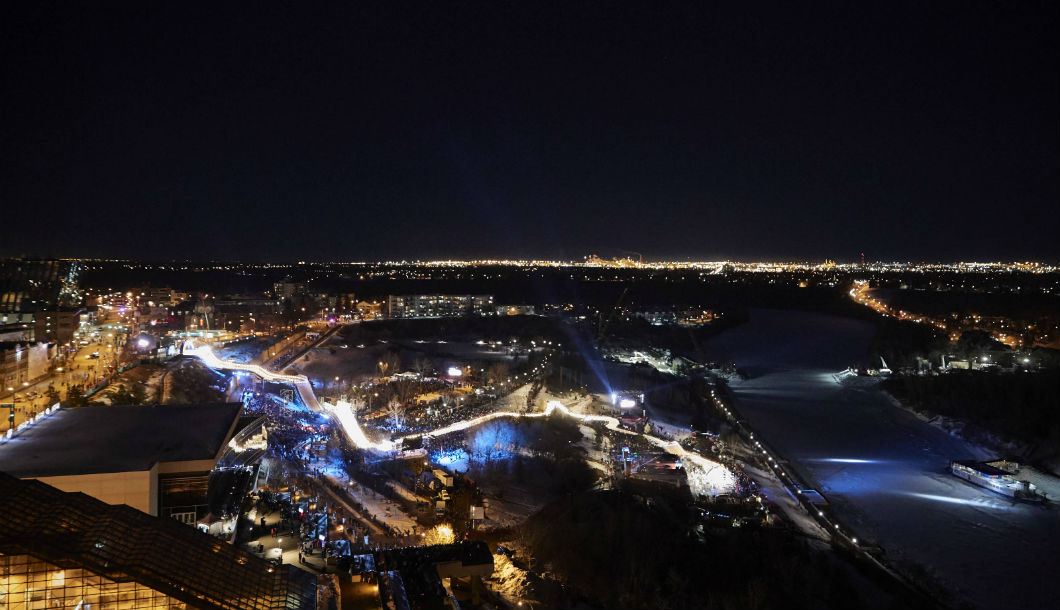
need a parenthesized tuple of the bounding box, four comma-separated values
(949, 459, 1042, 501)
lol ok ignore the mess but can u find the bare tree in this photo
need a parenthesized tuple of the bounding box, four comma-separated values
(355, 388, 382, 413)
(377, 351, 401, 378)
(486, 361, 511, 385)
(394, 378, 419, 407)
(412, 357, 433, 377)
(421, 523, 455, 546)
(469, 420, 518, 465)
(385, 398, 406, 429)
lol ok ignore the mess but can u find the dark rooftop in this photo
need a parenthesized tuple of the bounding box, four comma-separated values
(0, 403, 241, 477)
(0, 472, 316, 610)
(379, 542, 494, 610)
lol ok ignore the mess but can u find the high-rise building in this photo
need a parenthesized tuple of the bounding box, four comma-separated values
(32, 308, 82, 344)
(387, 294, 494, 318)
(0, 259, 81, 313)
(272, 282, 305, 300)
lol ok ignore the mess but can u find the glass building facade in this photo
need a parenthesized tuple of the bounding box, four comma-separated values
(0, 474, 315, 610)
(1, 553, 188, 609)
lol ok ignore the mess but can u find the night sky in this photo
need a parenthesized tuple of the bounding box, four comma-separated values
(2, 2, 1057, 262)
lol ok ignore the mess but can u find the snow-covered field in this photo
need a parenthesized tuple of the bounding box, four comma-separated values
(89, 364, 166, 405)
(287, 337, 522, 385)
(322, 472, 418, 532)
(216, 337, 277, 363)
(706, 309, 1059, 610)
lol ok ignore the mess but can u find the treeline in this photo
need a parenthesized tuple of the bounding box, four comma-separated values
(339, 315, 567, 344)
(866, 316, 946, 370)
(165, 359, 227, 404)
(871, 286, 1060, 320)
(518, 486, 919, 609)
(601, 308, 751, 360)
(882, 370, 1060, 453)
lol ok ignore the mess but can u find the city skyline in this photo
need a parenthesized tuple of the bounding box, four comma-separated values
(9, 256, 1058, 269)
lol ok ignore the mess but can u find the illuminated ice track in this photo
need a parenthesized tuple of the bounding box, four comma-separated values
(186, 343, 321, 409)
(188, 343, 735, 494)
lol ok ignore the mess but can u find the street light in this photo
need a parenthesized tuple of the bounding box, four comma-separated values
(6, 399, 14, 431)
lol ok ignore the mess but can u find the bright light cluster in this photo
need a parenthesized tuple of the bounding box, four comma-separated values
(190, 350, 737, 496)
(185, 342, 321, 409)
(323, 399, 395, 451)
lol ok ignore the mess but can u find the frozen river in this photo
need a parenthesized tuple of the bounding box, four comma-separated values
(706, 309, 1059, 610)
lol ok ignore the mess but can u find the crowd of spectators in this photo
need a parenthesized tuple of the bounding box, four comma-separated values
(393, 393, 514, 436)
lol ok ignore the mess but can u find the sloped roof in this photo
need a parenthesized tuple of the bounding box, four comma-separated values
(0, 472, 316, 610)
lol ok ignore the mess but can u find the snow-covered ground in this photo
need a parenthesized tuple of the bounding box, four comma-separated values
(393, 339, 519, 362)
(644, 418, 694, 442)
(706, 309, 1060, 610)
(323, 472, 418, 532)
(740, 461, 831, 543)
(385, 480, 422, 504)
(217, 337, 277, 363)
(481, 484, 549, 530)
(880, 391, 1060, 501)
(305, 447, 420, 533)
(287, 337, 522, 385)
(1018, 465, 1060, 502)
(90, 364, 166, 405)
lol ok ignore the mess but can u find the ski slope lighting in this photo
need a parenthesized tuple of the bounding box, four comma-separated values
(188, 344, 735, 493)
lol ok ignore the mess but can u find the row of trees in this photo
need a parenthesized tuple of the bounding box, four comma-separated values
(460, 415, 597, 494)
(337, 315, 565, 346)
(60, 361, 224, 408)
(517, 485, 911, 610)
(883, 369, 1060, 453)
(373, 348, 515, 385)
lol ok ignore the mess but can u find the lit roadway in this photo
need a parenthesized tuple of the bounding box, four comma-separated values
(850, 280, 1030, 349)
(186, 343, 735, 494)
(4, 337, 120, 431)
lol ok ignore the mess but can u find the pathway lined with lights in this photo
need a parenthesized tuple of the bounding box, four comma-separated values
(186, 343, 322, 409)
(188, 343, 735, 494)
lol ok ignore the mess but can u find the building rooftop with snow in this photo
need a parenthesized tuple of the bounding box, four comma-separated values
(0, 403, 242, 520)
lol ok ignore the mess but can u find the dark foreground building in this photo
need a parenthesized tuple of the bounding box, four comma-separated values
(0, 259, 82, 313)
(0, 403, 243, 522)
(0, 473, 316, 609)
(378, 542, 494, 610)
